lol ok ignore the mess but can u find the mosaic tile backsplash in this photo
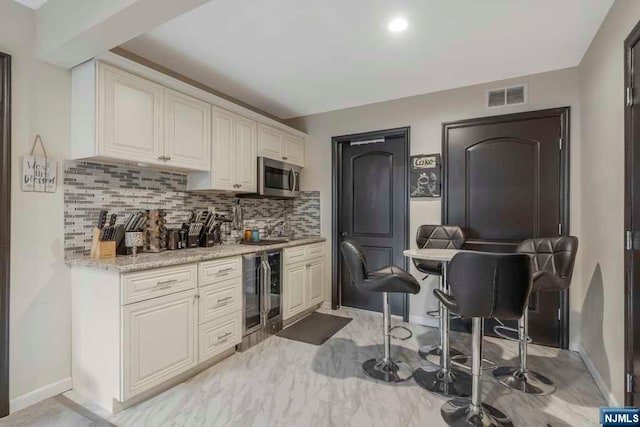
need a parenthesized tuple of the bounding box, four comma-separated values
(64, 161, 321, 257)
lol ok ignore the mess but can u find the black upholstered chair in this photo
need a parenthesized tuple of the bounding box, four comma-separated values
(341, 240, 420, 382)
(413, 225, 467, 361)
(435, 252, 532, 427)
(493, 236, 578, 395)
(413, 225, 465, 277)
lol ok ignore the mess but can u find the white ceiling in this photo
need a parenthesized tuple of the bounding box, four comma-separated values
(12, 0, 48, 9)
(123, 0, 613, 119)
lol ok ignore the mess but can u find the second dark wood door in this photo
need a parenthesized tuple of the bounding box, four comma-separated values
(444, 108, 569, 347)
(338, 129, 409, 316)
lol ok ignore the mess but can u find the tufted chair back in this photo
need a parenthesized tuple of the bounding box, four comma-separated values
(341, 240, 369, 286)
(516, 236, 578, 292)
(416, 225, 465, 249)
(446, 252, 532, 320)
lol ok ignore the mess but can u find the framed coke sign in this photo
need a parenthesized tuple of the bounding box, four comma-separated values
(410, 154, 440, 198)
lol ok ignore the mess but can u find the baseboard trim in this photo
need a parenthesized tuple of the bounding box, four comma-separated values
(10, 377, 72, 413)
(574, 343, 617, 407)
(409, 314, 439, 328)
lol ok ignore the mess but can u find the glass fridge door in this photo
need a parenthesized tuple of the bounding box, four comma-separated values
(267, 251, 281, 321)
(243, 255, 262, 333)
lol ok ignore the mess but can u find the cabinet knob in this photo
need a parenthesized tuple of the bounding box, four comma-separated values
(165, 156, 171, 161)
(282, 156, 288, 160)
(158, 156, 165, 161)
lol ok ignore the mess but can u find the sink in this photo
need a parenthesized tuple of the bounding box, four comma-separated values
(240, 239, 289, 245)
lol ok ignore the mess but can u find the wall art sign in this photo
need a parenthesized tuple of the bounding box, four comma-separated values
(410, 154, 440, 198)
(22, 135, 57, 193)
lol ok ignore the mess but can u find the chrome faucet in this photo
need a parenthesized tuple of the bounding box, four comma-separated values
(266, 220, 285, 237)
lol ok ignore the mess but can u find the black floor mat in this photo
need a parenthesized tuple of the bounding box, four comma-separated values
(276, 312, 352, 345)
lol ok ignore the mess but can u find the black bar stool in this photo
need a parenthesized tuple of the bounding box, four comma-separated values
(434, 252, 532, 427)
(493, 236, 578, 395)
(341, 240, 421, 382)
(412, 225, 467, 362)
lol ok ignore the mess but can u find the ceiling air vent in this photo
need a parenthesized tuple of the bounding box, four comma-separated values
(486, 84, 527, 108)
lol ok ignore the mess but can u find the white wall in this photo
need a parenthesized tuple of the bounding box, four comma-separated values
(0, 0, 72, 410)
(577, 0, 640, 406)
(287, 68, 582, 335)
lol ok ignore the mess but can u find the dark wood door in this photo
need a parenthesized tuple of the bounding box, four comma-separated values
(625, 20, 640, 406)
(444, 108, 570, 348)
(0, 52, 10, 417)
(334, 128, 409, 317)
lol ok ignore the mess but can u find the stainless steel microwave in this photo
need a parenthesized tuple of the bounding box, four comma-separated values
(257, 157, 301, 198)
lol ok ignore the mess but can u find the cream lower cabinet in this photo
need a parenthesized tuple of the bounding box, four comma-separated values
(71, 257, 243, 414)
(283, 263, 307, 319)
(122, 289, 198, 400)
(307, 258, 324, 307)
(283, 243, 326, 320)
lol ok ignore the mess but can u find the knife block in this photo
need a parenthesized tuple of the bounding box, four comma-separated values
(90, 227, 116, 259)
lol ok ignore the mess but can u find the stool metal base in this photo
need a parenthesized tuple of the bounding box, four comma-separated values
(493, 366, 555, 395)
(418, 344, 468, 364)
(362, 358, 413, 383)
(413, 365, 472, 397)
(441, 398, 513, 427)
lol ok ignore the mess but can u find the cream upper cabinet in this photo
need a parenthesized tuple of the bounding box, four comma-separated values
(189, 108, 257, 193)
(210, 107, 237, 191)
(72, 60, 305, 176)
(72, 61, 210, 172)
(122, 289, 198, 400)
(164, 89, 211, 170)
(282, 133, 305, 166)
(236, 116, 258, 191)
(257, 124, 305, 167)
(98, 63, 164, 164)
(257, 124, 282, 159)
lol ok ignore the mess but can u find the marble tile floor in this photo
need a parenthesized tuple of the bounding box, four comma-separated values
(2, 307, 605, 427)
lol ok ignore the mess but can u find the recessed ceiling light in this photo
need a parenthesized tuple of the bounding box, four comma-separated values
(388, 18, 408, 33)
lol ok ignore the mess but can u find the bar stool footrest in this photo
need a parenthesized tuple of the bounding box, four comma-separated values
(425, 310, 462, 320)
(389, 325, 412, 341)
(493, 325, 532, 343)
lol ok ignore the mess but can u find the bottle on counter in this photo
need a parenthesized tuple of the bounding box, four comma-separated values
(252, 228, 260, 242)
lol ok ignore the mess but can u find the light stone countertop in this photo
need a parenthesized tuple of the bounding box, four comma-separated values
(66, 236, 326, 273)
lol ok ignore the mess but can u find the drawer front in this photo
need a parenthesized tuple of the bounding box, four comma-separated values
(198, 311, 241, 363)
(199, 277, 242, 324)
(306, 242, 325, 259)
(284, 246, 307, 265)
(122, 264, 197, 305)
(200, 257, 242, 287)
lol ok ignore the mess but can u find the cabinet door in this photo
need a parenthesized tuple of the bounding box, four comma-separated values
(210, 107, 237, 191)
(98, 63, 164, 164)
(283, 263, 307, 320)
(164, 89, 211, 171)
(282, 133, 305, 166)
(307, 259, 324, 306)
(235, 116, 257, 192)
(122, 289, 197, 400)
(257, 124, 282, 160)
